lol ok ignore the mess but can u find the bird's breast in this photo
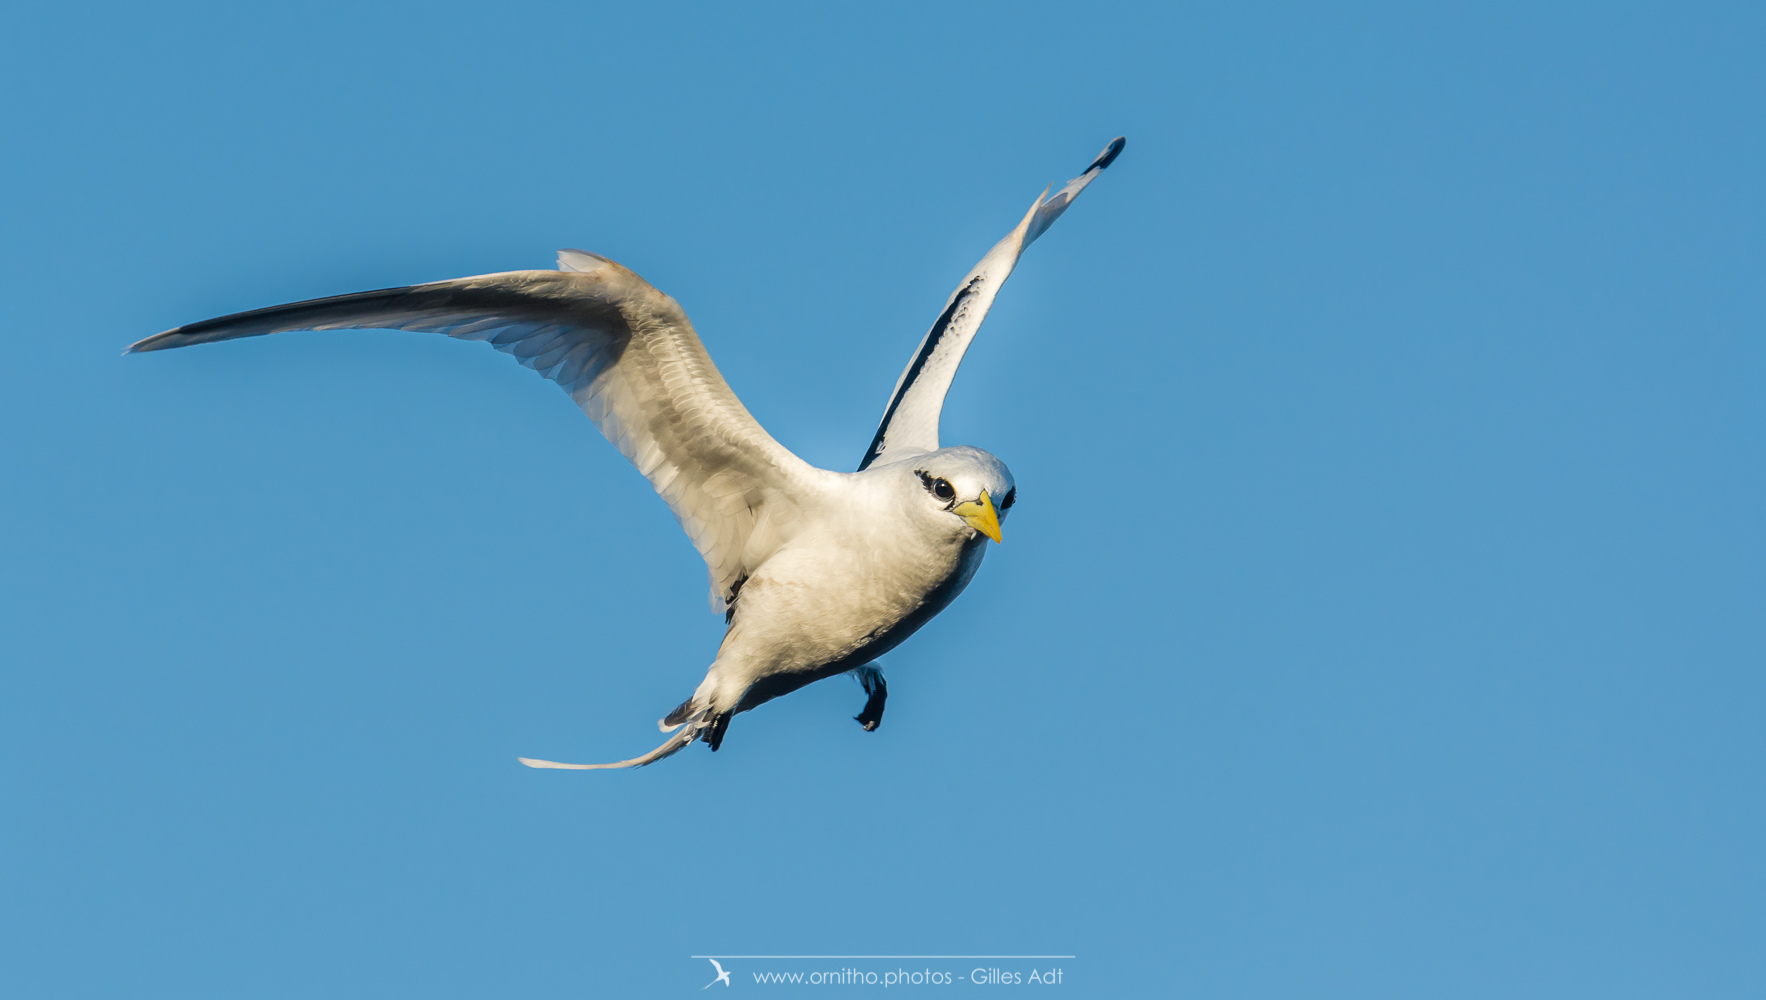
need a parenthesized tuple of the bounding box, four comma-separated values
(718, 518, 987, 676)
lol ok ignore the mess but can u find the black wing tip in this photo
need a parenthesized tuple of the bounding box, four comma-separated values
(1090, 136, 1126, 172)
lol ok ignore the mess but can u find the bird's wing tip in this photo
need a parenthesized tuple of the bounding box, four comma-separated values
(556, 248, 617, 274)
(128, 322, 201, 353)
(1091, 136, 1126, 172)
(518, 756, 598, 769)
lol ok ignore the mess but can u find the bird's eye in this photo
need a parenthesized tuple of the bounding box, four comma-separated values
(998, 487, 1016, 511)
(916, 471, 958, 504)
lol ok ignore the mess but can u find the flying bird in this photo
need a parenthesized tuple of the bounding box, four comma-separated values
(702, 959, 732, 989)
(129, 137, 1125, 768)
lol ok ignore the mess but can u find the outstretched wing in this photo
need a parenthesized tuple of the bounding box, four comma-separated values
(130, 251, 826, 613)
(857, 137, 1125, 471)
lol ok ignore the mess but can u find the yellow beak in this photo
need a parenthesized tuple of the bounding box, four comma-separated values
(953, 490, 1003, 544)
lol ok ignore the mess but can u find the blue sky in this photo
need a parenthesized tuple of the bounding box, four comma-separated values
(2, 2, 1761, 996)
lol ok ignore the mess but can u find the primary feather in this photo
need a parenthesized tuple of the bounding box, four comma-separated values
(131, 252, 826, 615)
(858, 136, 1124, 471)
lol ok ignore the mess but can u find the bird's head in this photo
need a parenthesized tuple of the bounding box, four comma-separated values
(906, 446, 1016, 544)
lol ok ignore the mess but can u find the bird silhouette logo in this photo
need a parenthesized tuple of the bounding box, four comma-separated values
(702, 958, 732, 988)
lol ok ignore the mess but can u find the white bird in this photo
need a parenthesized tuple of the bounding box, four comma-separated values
(703, 959, 732, 988)
(129, 137, 1125, 768)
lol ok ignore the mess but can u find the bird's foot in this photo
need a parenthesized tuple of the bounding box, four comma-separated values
(852, 665, 887, 731)
(701, 711, 733, 751)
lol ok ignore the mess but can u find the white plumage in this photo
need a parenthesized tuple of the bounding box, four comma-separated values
(129, 137, 1124, 768)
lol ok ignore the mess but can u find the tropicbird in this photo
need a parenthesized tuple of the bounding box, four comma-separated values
(128, 137, 1125, 768)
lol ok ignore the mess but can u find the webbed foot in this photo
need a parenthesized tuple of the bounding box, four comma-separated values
(703, 710, 733, 751)
(852, 665, 887, 731)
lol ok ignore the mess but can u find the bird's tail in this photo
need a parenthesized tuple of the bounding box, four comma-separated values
(661, 683, 734, 751)
(661, 695, 703, 731)
(517, 724, 698, 770)
(517, 694, 726, 771)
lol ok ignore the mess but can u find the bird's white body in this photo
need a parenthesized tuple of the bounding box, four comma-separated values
(697, 449, 1006, 718)
(130, 138, 1121, 768)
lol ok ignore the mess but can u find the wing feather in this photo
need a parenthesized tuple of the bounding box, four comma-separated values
(129, 253, 824, 613)
(858, 137, 1124, 470)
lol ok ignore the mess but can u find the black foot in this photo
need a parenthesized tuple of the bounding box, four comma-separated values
(703, 711, 732, 751)
(853, 666, 887, 731)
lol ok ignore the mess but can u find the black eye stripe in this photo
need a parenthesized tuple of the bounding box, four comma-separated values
(998, 487, 1017, 511)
